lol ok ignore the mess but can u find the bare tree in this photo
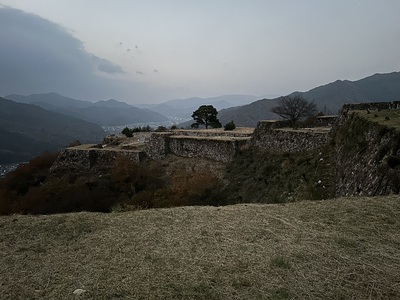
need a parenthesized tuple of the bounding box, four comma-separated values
(271, 95, 317, 126)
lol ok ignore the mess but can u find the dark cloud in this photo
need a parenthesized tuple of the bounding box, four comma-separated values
(0, 6, 167, 102)
(136, 71, 145, 75)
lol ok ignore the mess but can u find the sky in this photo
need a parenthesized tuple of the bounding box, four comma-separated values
(0, 0, 399, 104)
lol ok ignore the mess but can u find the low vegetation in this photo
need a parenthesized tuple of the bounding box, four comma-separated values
(224, 120, 236, 131)
(1, 196, 399, 299)
(356, 109, 400, 132)
(223, 146, 335, 204)
(0, 153, 227, 215)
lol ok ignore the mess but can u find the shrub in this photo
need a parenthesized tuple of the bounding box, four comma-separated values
(0, 152, 58, 196)
(154, 168, 225, 207)
(155, 126, 167, 132)
(224, 121, 236, 131)
(68, 140, 81, 147)
(122, 127, 133, 137)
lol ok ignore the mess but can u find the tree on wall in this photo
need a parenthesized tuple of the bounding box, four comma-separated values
(191, 105, 222, 129)
(271, 96, 317, 126)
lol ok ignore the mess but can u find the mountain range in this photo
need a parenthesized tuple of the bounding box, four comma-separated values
(217, 71, 400, 127)
(1, 71, 399, 162)
(136, 95, 264, 119)
(0, 97, 105, 163)
(5, 93, 168, 126)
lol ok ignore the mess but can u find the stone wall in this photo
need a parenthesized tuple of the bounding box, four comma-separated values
(250, 120, 332, 153)
(168, 136, 249, 162)
(333, 111, 400, 197)
(144, 133, 172, 161)
(170, 129, 253, 138)
(314, 115, 338, 127)
(342, 101, 400, 111)
(50, 147, 145, 172)
(145, 133, 250, 162)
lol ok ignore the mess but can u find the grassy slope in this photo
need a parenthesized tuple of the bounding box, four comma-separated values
(1, 196, 400, 299)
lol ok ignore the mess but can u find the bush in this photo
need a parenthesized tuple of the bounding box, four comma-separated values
(155, 125, 167, 132)
(224, 121, 236, 131)
(154, 168, 225, 207)
(68, 140, 81, 147)
(122, 127, 133, 137)
(0, 152, 58, 196)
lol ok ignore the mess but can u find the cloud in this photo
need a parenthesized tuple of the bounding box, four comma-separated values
(91, 55, 124, 74)
(0, 5, 168, 102)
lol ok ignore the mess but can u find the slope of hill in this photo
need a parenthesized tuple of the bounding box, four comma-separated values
(218, 72, 400, 127)
(1, 196, 399, 299)
(5, 93, 168, 126)
(0, 97, 105, 163)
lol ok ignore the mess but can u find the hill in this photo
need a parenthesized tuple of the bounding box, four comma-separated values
(218, 71, 400, 127)
(5, 93, 168, 126)
(0, 196, 399, 299)
(0, 97, 105, 163)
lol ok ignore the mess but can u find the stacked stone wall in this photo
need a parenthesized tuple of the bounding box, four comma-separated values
(333, 111, 400, 197)
(171, 129, 252, 138)
(342, 101, 400, 111)
(251, 120, 332, 153)
(168, 137, 248, 162)
(50, 148, 144, 172)
(145, 133, 249, 162)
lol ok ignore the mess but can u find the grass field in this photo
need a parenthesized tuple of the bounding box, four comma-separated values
(1, 196, 400, 299)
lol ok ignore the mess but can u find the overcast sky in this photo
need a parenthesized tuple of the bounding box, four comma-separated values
(0, 1, 399, 103)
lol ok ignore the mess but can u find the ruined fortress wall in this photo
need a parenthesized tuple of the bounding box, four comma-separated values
(145, 133, 249, 162)
(314, 115, 338, 127)
(50, 148, 144, 172)
(168, 137, 248, 162)
(333, 111, 400, 197)
(171, 129, 252, 138)
(252, 129, 330, 152)
(342, 101, 400, 111)
(251, 121, 331, 152)
(144, 133, 172, 160)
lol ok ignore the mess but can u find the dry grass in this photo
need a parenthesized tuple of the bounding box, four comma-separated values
(1, 196, 400, 299)
(356, 109, 400, 131)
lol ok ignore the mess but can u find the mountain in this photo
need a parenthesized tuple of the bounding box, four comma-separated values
(217, 72, 400, 127)
(299, 72, 400, 113)
(138, 95, 261, 119)
(0, 97, 105, 163)
(6, 92, 93, 108)
(5, 93, 168, 126)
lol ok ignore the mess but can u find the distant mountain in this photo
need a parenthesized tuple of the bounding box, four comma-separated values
(217, 72, 400, 127)
(6, 92, 93, 108)
(138, 95, 261, 119)
(5, 93, 168, 126)
(0, 97, 105, 163)
(217, 98, 279, 127)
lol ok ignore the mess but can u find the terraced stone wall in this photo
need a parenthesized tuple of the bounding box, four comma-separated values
(50, 147, 144, 172)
